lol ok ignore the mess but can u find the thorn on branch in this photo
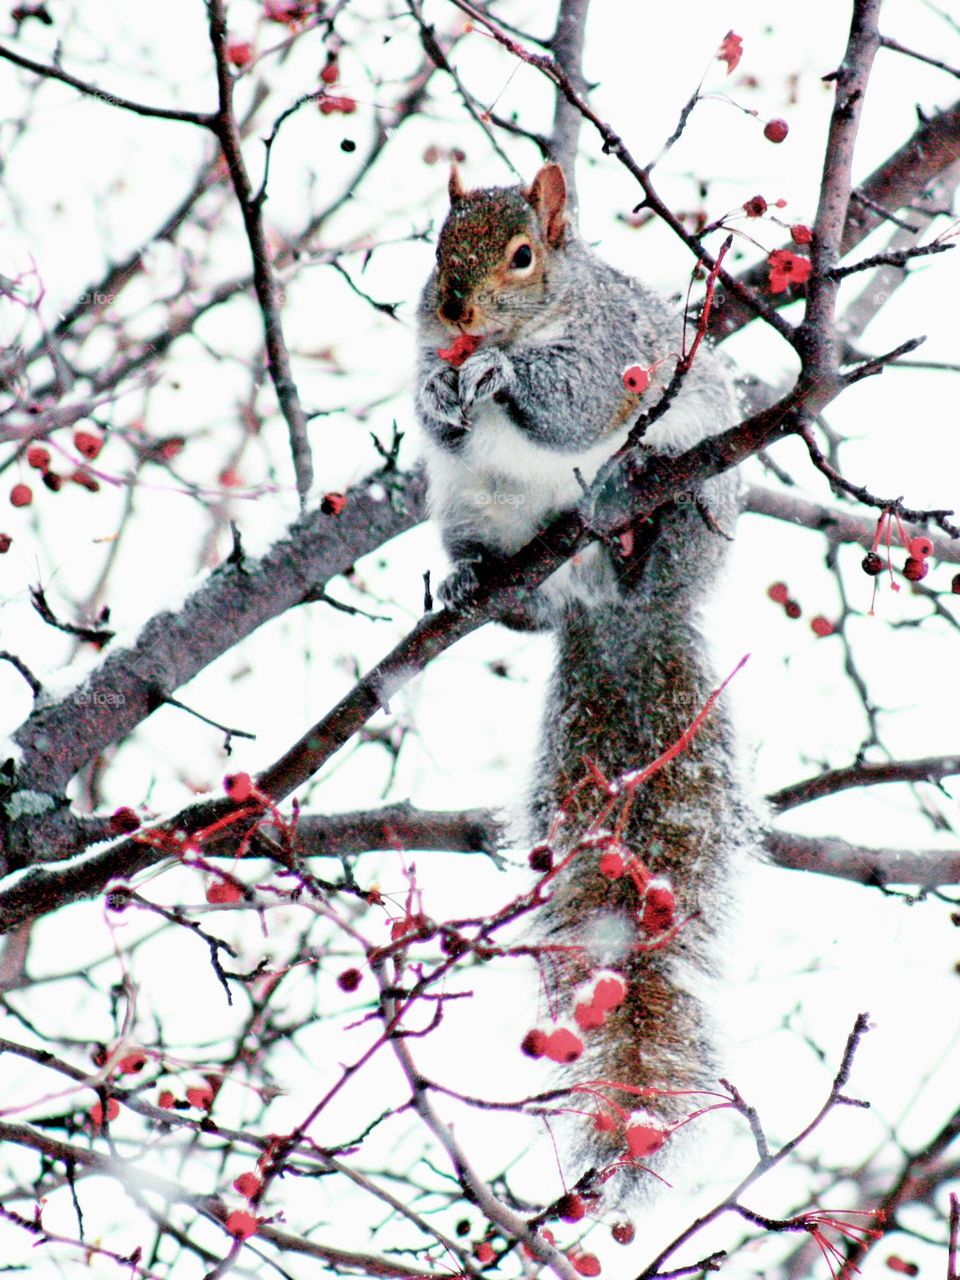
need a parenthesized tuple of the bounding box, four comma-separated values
(30, 586, 115, 646)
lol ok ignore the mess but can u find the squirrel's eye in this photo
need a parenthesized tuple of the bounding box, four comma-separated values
(509, 244, 533, 270)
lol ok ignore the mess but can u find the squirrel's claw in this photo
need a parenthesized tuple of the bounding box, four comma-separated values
(437, 561, 481, 610)
(458, 348, 514, 414)
(418, 363, 463, 429)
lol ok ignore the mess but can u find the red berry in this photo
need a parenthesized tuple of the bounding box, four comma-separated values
(592, 975, 627, 1011)
(784, 600, 802, 619)
(319, 94, 356, 115)
(26, 444, 50, 469)
(642, 881, 675, 933)
(742, 195, 767, 218)
(862, 551, 884, 576)
(225, 1210, 258, 1240)
(71, 469, 99, 492)
(791, 224, 813, 244)
(74, 430, 103, 460)
(227, 41, 254, 68)
(542, 1028, 583, 1064)
(767, 581, 789, 604)
(474, 1242, 495, 1264)
(157, 436, 185, 460)
(109, 807, 141, 834)
(622, 364, 650, 394)
(557, 1193, 585, 1223)
(574, 1002, 605, 1031)
(224, 771, 253, 801)
(908, 536, 934, 560)
(10, 484, 32, 507)
(337, 967, 362, 992)
(885, 1259, 919, 1276)
(186, 1084, 215, 1110)
(598, 849, 626, 877)
(42, 471, 63, 492)
(437, 333, 482, 367)
(89, 1097, 120, 1128)
(528, 844, 553, 873)
(520, 1029, 547, 1059)
(157, 1090, 175, 1109)
(611, 1221, 635, 1245)
(903, 556, 928, 582)
(0, 534, 11, 553)
(320, 59, 338, 84)
(321, 491, 346, 515)
(572, 1254, 601, 1277)
(810, 615, 834, 637)
(206, 880, 243, 905)
(763, 118, 789, 143)
(233, 1172, 263, 1199)
(118, 1051, 147, 1074)
(625, 1122, 667, 1158)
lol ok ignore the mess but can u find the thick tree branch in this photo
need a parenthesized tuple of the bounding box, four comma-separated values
(2, 470, 427, 869)
(764, 831, 960, 887)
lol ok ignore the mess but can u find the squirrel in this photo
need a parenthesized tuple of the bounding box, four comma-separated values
(416, 163, 756, 1194)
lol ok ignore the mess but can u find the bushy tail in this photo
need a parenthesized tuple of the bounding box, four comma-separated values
(527, 484, 756, 1194)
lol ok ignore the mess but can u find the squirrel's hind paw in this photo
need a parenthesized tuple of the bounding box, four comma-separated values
(437, 562, 481, 610)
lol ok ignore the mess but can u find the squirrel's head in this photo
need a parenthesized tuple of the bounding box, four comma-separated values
(434, 163, 568, 336)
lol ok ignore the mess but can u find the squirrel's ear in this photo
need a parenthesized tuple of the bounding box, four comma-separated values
(448, 161, 466, 206)
(526, 164, 567, 247)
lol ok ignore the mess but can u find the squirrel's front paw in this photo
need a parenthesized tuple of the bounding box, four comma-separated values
(418, 364, 463, 431)
(458, 348, 514, 414)
(437, 561, 481, 610)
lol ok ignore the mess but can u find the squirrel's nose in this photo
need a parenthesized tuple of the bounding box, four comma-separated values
(439, 297, 474, 327)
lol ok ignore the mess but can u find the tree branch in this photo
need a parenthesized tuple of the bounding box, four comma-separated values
(0, 41, 213, 125)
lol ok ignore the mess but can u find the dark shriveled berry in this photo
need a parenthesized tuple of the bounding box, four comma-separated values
(337, 968, 362, 992)
(861, 552, 884, 576)
(528, 844, 553, 873)
(903, 557, 928, 582)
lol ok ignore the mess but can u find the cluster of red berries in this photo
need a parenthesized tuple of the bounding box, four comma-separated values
(767, 582, 834, 637)
(862, 534, 934, 584)
(8, 430, 104, 511)
(423, 144, 467, 167)
(319, 91, 356, 115)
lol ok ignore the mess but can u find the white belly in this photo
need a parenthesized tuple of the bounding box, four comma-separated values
(424, 400, 629, 555)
